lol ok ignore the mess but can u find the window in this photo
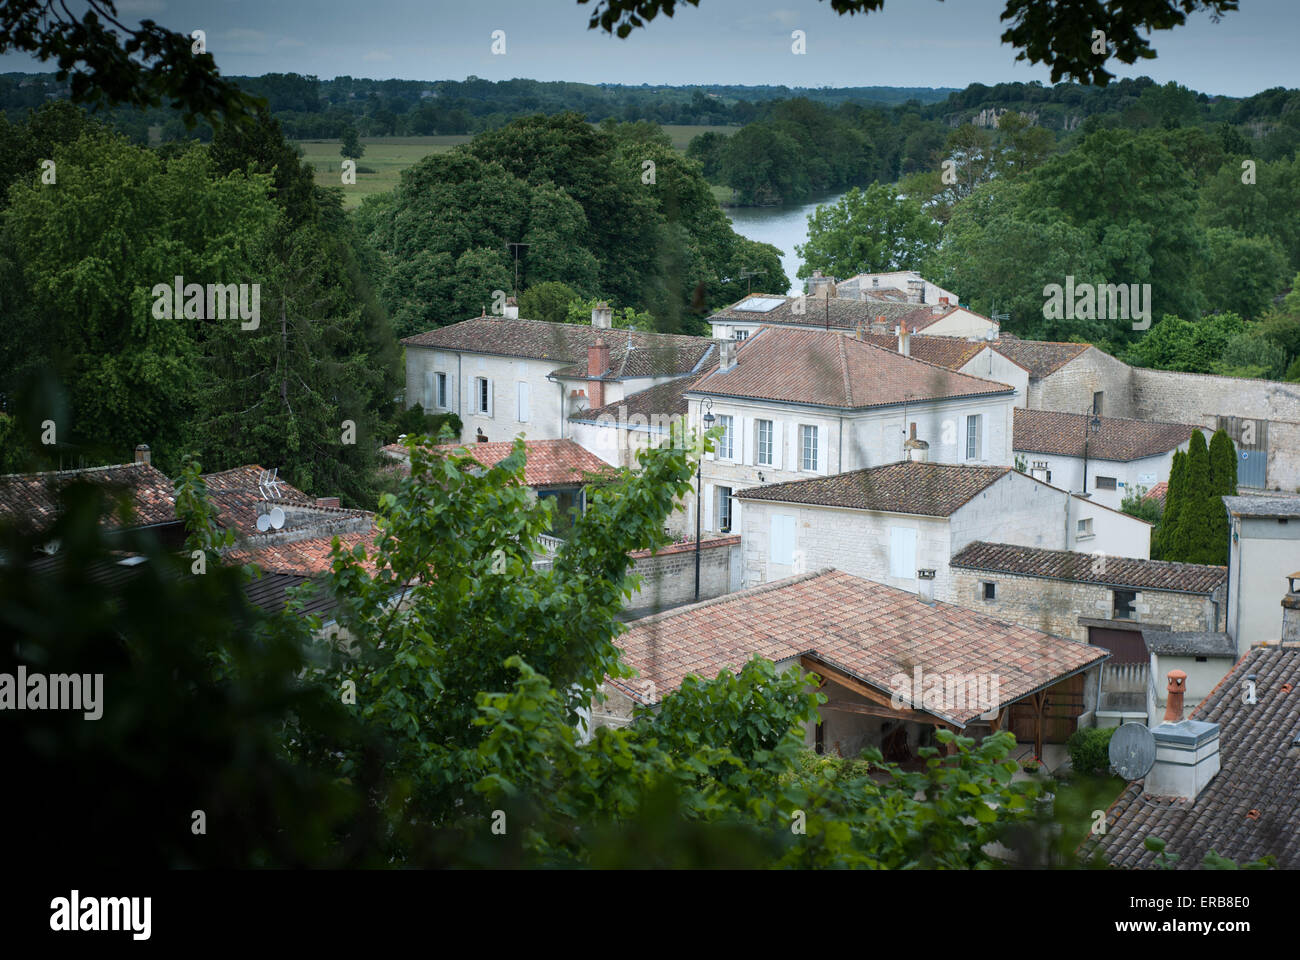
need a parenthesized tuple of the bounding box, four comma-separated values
(756, 419, 773, 466)
(1092, 391, 1104, 415)
(965, 414, 982, 460)
(538, 487, 582, 536)
(800, 425, 819, 471)
(734, 329, 749, 341)
(982, 581, 997, 601)
(717, 486, 733, 533)
(1077, 517, 1094, 538)
(888, 526, 917, 579)
(717, 414, 734, 460)
(475, 377, 491, 415)
(1095, 475, 1117, 490)
(516, 381, 530, 422)
(1113, 590, 1137, 621)
(770, 514, 796, 565)
(436, 372, 448, 410)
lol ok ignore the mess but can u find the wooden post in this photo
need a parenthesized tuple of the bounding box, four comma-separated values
(1032, 691, 1048, 760)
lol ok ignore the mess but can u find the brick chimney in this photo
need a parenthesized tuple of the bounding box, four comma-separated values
(939, 296, 950, 308)
(1283, 573, 1300, 643)
(870, 314, 887, 335)
(592, 301, 613, 329)
(587, 339, 609, 409)
(315, 496, 341, 509)
(134, 443, 151, 465)
(1146, 669, 1220, 801)
(906, 278, 924, 304)
(503, 296, 519, 320)
(718, 338, 738, 373)
(1162, 670, 1187, 722)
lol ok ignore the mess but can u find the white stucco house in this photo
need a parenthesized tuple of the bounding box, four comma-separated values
(735, 459, 1152, 602)
(1224, 495, 1300, 654)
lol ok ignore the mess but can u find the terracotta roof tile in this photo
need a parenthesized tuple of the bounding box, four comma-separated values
(226, 531, 378, 576)
(380, 438, 613, 488)
(688, 326, 1013, 409)
(991, 340, 1090, 378)
(0, 462, 177, 534)
(856, 333, 986, 370)
(570, 373, 705, 425)
(401, 316, 714, 377)
(1088, 646, 1300, 869)
(707, 294, 920, 331)
(609, 569, 1107, 726)
(736, 461, 1009, 517)
(950, 541, 1226, 594)
(1014, 408, 1200, 461)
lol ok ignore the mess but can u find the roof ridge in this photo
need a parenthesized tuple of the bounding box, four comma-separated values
(0, 461, 154, 481)
(954, 540, 1226, 573)
(1015, 407, 1202, 430)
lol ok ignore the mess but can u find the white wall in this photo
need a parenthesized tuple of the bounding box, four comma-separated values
(922, 308, 998, 339)
(405, 347, 568, 442)
(1071, 496, 1151, 560)
(1228, 513, 1300, 653)
(1013, 439, 1199, 512)
(960, 349, 1030, 409)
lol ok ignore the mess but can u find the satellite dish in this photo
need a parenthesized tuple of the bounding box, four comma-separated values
(269, 506, 285, 530)
(1109, 722, 1157, 781)
(256, 513, 272, 532)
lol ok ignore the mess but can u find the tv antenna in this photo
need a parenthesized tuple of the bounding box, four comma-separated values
(737, 268, 760, 295)
(506, 242, 530, 295)
(257, 467, 283, 500)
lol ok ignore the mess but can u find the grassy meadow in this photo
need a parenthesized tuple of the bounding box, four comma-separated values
(296, 124, 736, 209)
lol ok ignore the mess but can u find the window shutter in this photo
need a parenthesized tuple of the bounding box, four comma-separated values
(889, 526, 917, 579)
(771, 421, 782, 470)
(517, 381, 530, 422)
(738, 415, 749, 465)
(771, 514, 795, 565)
(703, 483, 714, 532)
(423, 370, 434, 410)
(486, 379, 494, 417)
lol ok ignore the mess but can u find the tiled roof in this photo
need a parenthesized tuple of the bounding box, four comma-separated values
(200, 464, 319, 537)
(1090, 646, 1300, 869)
(1143, 481, 1168, 505)
(950, 541, 1226, 594)
(608, 569, 1107, 726)
(736, 462, 1010, 517)
(1141, 630, 1237, 657)
(707, 294, 920, 331)
(225, 531, 378, 576)
(1013, 408, 1199, 461)
(380, 438, 613, 487)
(401, 316, 714, 377)
(895, 305, 998, 333)
(1223, 495, 1300, 518)
(571, 373, 705, 426)
(991, 340, 1090, 378)
(242, 571, 341, 620)
(0, 462, 177, 534)
(687, 326, 1013, 409)
(856, 333, 986, 370)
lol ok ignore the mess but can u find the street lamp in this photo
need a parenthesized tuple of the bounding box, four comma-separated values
(1082, 413, 1101, 494)
(695, 400, 715, 601)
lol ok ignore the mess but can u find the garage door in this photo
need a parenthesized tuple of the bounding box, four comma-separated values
(1088, 626, 1147, 664)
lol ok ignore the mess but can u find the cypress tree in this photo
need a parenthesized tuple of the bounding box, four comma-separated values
(1171, 431, 1218, 563)
(1207, 429, 1237, 564)
(1156, 449, 1187, 560)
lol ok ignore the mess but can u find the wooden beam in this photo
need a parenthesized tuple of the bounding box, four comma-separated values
(823, 699, 934, 724)
(1032, 691, 1048, 760)
(800, 656, 899, 712)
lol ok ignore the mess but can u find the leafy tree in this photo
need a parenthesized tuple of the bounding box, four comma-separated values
(1200, 228, 1289, 321)
(518, 281, 580, 325)
(1125, 313, 1244, 373)
(1208, 428, 1236, 561)
(340, 122, 364, 160)
(994, 110, 1056, 179)
(798, 182, 941, 280)
(719, 122, 806, 205)
(685, 130, 729, 182)
(565, 296, 654, 330)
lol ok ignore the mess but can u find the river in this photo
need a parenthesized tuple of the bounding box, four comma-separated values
(724, 191, 847, 296)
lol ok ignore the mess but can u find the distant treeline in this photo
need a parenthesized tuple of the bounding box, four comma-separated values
(0, 72, 953, 142)
(689, 77, 1300, 204)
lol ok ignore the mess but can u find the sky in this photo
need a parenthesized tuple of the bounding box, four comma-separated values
(4, 0, 1296, 97)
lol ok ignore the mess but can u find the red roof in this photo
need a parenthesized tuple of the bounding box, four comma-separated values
(610, 569, 1107, 726)
(381, 438, 612, 488)
(0, 462, 177, 534)
(225, 531, 378, 576)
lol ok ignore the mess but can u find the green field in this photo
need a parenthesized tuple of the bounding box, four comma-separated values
(297, 125, 735, 209)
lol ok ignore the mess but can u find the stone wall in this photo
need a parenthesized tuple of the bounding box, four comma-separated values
(1031, 347, 1133, 416)
(623, 536, 740, 618)
(947, 566, 1222, 643)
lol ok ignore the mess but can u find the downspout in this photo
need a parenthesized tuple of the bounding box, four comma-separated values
(1064, 489, 1071, 550)
(838, 414, 844, 472)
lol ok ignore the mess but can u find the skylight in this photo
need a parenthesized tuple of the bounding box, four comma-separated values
(733, 297, 786, 313)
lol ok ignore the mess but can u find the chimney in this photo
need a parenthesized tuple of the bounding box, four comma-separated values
(587, 339, 609, 409)
(1145, 669, 1221, 802)
(939, 296, 950, 308)
(894, 324, 911, 357)
(719, 338, 738, 372)
(870, 314, 887, 335)
(917, 568, 936, 604)
(503, 296, 519, 320)
(808, 270, 836, 299)
(1163, 670, 1187, 723)
(1283, 573, 1300, 643)
(315, 496, 341, 509)
(592, 301, 613, 329)
(906, 278, 924, 304)
(134, 443, 151, 466)
(903, 423, 929, 463)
